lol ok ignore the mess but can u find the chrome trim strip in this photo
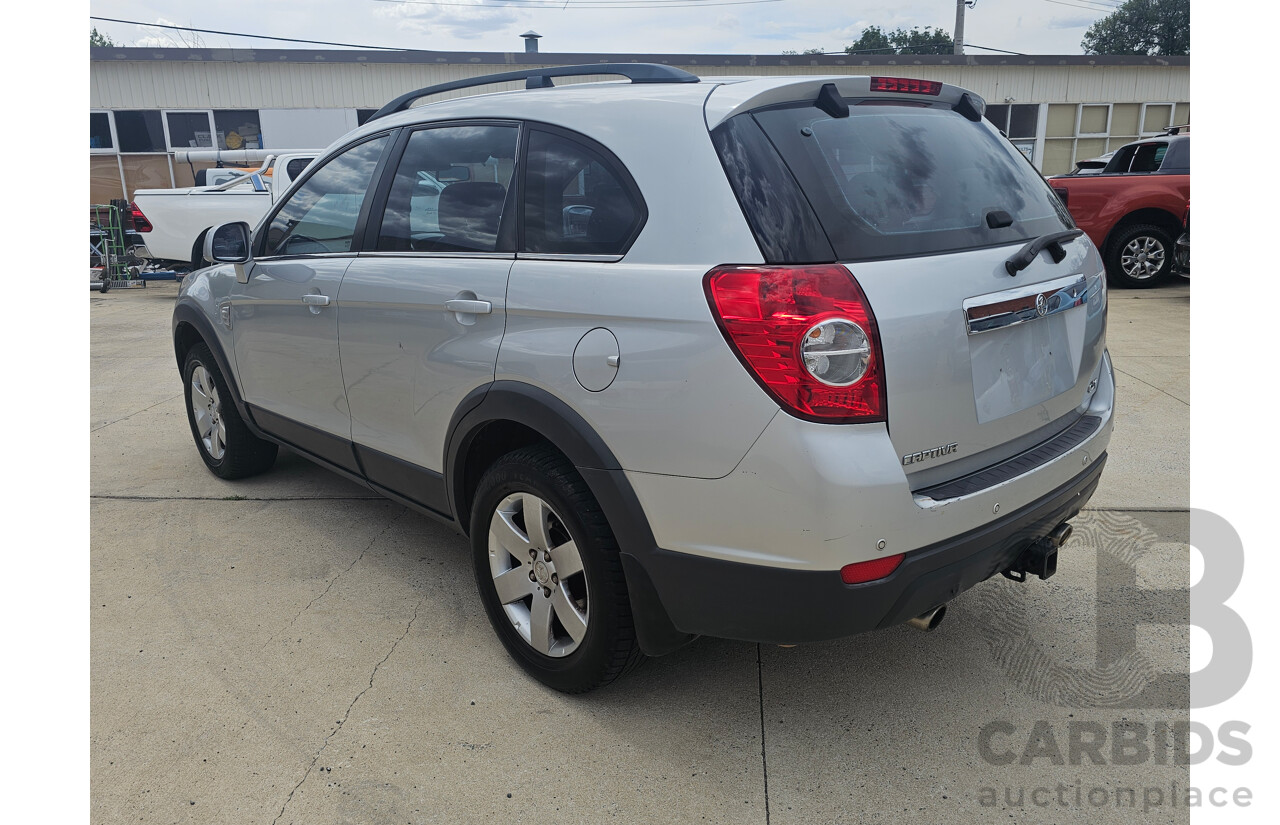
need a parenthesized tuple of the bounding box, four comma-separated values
(963, 273, 1093, 335)
(516, 252, 625, 263)
(254, 252, 359, 262)
(356, 251, 516, 260)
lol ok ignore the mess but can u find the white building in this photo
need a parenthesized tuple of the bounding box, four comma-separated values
(89, 46, 1189, 203)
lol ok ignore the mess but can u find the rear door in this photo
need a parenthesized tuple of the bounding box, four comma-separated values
(337, 122, 519, 510)
(719, 90, 1107, 486)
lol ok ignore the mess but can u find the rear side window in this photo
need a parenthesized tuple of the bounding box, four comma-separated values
(738, 104, 1072, 262)
(522, 129, 645, 256)
(1130, 142, 1167, 173)
(376, 124, 518, 254)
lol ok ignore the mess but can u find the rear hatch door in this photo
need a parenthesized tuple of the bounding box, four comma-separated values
(711, 80, 1107, 486)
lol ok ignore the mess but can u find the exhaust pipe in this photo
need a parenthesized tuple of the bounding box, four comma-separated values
(907, 603, 947, 632)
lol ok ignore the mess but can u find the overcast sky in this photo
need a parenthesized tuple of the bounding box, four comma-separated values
(89, 0, 1122, 56)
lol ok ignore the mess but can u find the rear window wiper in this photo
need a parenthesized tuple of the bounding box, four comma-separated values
(1004, 229, 1084, 276)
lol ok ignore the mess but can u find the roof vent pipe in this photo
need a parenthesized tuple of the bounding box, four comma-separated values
(521, 31, 542, 53)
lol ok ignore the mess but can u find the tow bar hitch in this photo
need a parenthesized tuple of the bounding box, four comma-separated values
(1002, 523, 1073, 582)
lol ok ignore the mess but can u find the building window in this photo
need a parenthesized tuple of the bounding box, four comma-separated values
(1141, 103, 1174, 135)
(165, 111, 215, 149)
(984, 104, 1039, 139)
(1077, 104, 1111, 137)
(90, 112, 115, 152)
(114, 111, 166, 153)
(213, 110, 262, 150)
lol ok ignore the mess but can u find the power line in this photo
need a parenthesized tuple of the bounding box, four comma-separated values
(89, 16, 407, 50)
(966, 43, 1026, 55)
(1040, 0, 1118, 13)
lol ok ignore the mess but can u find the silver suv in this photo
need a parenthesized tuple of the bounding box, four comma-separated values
(173, 64, 1114, 692)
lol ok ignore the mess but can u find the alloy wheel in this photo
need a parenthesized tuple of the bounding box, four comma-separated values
(190, 365, 227, 460)
(487, 492, 590, 657)
(1120, 235, 1166, 281)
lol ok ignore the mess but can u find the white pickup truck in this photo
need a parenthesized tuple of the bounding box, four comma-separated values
(131, 151, 317, 270)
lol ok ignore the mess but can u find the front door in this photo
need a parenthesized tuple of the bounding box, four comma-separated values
(230, 133, 392, 468)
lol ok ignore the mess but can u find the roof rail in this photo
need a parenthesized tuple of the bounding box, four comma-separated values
(365, 63, 700, 123)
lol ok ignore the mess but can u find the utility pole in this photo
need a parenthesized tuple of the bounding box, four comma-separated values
(954, 0, 975, 55)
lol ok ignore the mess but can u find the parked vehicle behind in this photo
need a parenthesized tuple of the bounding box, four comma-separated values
(130, 152, 316, 271)
(173, 65, 1114, 692)
(1049, 129, 1190, 287)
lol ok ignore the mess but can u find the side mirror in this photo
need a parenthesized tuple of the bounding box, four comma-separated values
(204, 222, 253, 283)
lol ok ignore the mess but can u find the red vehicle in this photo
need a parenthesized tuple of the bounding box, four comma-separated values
(1049, 129, 1190, 288)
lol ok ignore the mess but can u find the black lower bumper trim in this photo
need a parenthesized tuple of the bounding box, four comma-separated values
(627, 454, 1106, 645)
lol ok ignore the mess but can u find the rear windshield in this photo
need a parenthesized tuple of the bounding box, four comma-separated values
(739, 103, 1072, 262)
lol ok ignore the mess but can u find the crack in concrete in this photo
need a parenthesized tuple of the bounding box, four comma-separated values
(90, 392, 183, 433)
(271, 597, 423, 825)
(262, 510, 406, 650)
(1084, 506, 1189, 513)
(756, 643, 771, 825)
(1111, 364, 1189, 407)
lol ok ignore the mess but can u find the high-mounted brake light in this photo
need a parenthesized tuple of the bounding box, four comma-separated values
(128, 202, 153, 232)
(870, 76, 942, 96)
(841, 554, 904, 584)
(704, 265, 886, 423)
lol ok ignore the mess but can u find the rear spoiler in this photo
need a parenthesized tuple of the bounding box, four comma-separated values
(703, 76, 984, 129)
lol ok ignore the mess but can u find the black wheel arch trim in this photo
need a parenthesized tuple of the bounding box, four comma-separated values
(172, 301, 266, 441)
(444, 380, 693, 656)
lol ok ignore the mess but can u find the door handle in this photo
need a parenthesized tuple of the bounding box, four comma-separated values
(301, 294, 330, 306)
(444, 299, 492, 315)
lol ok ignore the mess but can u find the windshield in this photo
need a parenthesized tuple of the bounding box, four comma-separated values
(748, 103, 1073, 262)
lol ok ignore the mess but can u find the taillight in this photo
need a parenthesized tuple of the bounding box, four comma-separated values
(869, 76, 942, 96)
(704, 264, 886, 423)
(128, 202, 152, 232)
(841, 553, 904, 584)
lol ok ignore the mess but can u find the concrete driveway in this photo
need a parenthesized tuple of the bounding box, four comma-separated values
(91, 280, 1191, 824)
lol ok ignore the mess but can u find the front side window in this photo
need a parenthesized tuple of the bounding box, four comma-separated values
(376, 124, 518, 254)
(262, 135, 389, 257)
(522, 129, 645, 256)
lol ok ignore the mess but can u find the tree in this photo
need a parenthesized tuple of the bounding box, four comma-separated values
(892, 26, 954, 55)
(845, 25, 893, 55)
(1081, 0, 1189, 56)
(90, 27, 116, 47)
(844, 25, 954, 56)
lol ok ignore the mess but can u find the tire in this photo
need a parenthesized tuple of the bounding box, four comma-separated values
(1105, 223, 1175, 288)
(470, 445, 644, 693)
(182, 343, 278, 479)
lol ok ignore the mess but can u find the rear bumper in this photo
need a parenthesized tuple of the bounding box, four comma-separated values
(625, 453, 1105, 644)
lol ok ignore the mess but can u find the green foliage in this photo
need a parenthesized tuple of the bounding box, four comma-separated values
(1081, 0, 1189, 56)
(845, 25, 954, 56)
(844, 25, 893, 55)
(90, 27, 116, 48)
